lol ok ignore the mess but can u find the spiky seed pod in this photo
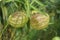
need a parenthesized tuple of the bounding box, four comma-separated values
(8, 11, 28, 28)
(30, 11, 50, 30)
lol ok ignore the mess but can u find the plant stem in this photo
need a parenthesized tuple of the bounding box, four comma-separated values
(0, 6, 8, 38)
(25, 0, 30, 17)
(10, 28, 16, 40)
(0, 23, 8, 38)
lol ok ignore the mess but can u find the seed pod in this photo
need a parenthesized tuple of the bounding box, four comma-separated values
(8, 11, 28, 28)
(52, 36, 60, 40)
(30, 11, 50, 30)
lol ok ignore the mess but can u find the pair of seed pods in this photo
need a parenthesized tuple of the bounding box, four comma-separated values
(8, 11, 50, 30)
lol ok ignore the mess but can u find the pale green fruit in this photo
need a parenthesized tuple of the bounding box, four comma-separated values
(30, 11, 50, 30)
(52, 36, 60, 40)
(8, 11, 28, 28)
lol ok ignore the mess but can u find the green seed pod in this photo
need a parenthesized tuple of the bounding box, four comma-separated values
(8, 11, 28, 28)
(52, 36, 60, 40)
(30, 11, 50, 30)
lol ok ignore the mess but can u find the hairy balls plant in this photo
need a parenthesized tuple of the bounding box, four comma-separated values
(30, 11, 50, 30)
(8, 11, 28, 28)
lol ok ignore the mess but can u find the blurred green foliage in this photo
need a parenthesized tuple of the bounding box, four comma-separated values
(0, 0, 60, 40)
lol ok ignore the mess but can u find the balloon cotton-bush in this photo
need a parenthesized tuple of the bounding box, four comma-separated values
(30, 11, 50, 30)
(8, 11, 28, 28)
(52, 36, 60, 40)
